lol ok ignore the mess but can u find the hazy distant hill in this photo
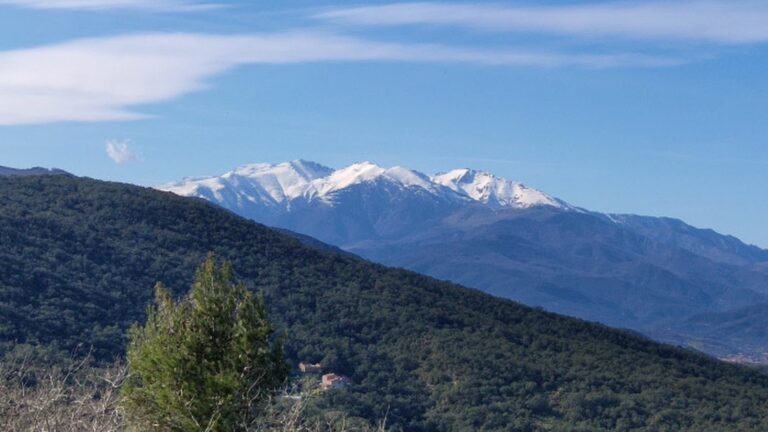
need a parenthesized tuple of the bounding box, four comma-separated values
(4, 174, 768, 430)
(0, 165, 69, 177)
(162, 160, 768, 360)
(650, 303, 768, 362)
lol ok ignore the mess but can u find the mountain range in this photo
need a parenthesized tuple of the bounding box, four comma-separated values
(4, 174, 768, 430)
(162, 160, 768, 361)
(160, 160, 576, 245)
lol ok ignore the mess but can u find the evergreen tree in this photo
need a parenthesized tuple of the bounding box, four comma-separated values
(121, 255, 288, 431)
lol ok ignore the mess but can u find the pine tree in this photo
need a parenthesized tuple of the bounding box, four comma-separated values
(121, 254, 288, 431)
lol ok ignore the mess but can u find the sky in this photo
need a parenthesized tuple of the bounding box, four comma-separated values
(1, 1, 767, 247)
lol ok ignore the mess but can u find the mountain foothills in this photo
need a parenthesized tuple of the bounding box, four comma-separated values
(4, 175, 768, 430)
(162, 160, 768, 362)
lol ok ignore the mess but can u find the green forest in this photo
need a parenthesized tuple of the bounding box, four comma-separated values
(2, 175, 768, 431)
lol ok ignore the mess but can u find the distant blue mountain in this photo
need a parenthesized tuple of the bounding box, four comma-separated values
(0, 165, 69, 177)
(163, 160, 768, 361)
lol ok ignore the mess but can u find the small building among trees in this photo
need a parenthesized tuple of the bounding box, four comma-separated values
(321, 373, 351, 391)
(299, 362, 323, 374)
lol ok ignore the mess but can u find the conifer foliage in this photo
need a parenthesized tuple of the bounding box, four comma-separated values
(121, 255, 288, 431)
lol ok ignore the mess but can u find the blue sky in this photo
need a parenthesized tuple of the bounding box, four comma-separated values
(1, 1, 767, 247)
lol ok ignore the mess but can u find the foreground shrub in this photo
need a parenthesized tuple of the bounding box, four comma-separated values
(121, 255, 289, 431)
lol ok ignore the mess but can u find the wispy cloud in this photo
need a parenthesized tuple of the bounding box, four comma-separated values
(0, 0, 220, 12)
(0, 31, 678, 125)
(105, 139, 138, 164)
(317, 1, 768, 44)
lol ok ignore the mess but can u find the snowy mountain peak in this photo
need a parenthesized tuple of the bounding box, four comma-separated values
(160, 160, 572, 212)
(161, 160, 333, 207)
(328, 161, 387, 186)
(304, 162, 449, 200)
(230, 159, 332, 181)
(432, 168, 570, 210)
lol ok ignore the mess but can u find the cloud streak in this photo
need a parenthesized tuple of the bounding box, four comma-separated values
(0, 31, 679, 125)
(317, 1, 768, 44)
(0, 0, 220, 12)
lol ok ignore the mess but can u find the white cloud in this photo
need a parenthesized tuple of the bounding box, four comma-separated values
(105, 139, 138, 164)
(0, 0, 220, 12)
(317, 1, 768, 44)
(0, 31, 678, 126)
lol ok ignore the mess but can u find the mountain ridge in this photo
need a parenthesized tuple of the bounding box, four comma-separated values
(160, 159, 572, 213)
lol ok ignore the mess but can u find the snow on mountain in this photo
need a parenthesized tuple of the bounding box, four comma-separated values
(228, 159, 333, 203)
(160, 160, 333, 208)
(432, 168, 572, 210)
(160, 160, 571, 212)
(303, 162, 460, 202)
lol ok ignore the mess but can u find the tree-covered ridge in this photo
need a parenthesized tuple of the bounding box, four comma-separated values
(2, 175, 768, 430)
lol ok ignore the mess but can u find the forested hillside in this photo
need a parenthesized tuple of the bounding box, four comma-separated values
(3, 175, 768, 431)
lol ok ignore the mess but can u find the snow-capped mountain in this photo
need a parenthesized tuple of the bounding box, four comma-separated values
(162, 160, 332, 210)
(432, 168, 573, 210)
(303, 161, 461, 203)
(160, 159, 569, 214)
(159, 159, 577, 246)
